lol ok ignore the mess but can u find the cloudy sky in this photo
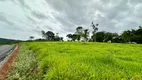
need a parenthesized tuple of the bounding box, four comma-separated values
(0, 0, 142, 40)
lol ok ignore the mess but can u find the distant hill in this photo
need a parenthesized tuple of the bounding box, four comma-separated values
(0, 38, 21, 44)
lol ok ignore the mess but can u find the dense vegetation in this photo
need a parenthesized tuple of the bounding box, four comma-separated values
(31, 22, 142, 44)
(0, 38, 21, 44)
(66, 25, 142, 43)
(7, 45, 38, 80)
(9, 42, 142, 80)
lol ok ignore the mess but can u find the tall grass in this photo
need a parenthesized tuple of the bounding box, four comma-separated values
(7, 45, 39, 80)
(14, 42, 142, 79)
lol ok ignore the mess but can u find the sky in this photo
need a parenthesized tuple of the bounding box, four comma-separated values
(0, 0, 142, 40)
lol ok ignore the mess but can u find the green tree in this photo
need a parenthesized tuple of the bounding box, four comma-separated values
(60, 37, 64, 41)
(41, 30, 46, 39)
(76, 26, 83, 41)
(72, 34, 78, 41)
(66, 34, 73, 41)
(46, 31, 55, 41)
(29, 36, 34, 40)
(131, 26, 142, 43)
(91, 22, 99, 42)
(121, 26, 142, 43)
(95, 31, 118, 42)
(41, 30, 55, 41)
(83, 29, 89, 41)
(122, 30, 131, 42)
(96, 31, 105, 42)
(54, 33, 63, 41)
(76, 35, 81, 41)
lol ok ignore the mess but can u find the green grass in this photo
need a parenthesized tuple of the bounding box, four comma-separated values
(20, 42, 142, 79)
(7, 45, 38, 80)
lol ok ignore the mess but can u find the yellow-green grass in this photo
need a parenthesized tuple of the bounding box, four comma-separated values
(24, 42, 142, 80)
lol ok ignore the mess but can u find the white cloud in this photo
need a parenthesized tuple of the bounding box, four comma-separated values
(0, 0, 142, 40)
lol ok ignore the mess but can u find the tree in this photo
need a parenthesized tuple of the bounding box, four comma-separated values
(41, 30, 55, 41)
(83, 29, 89, 41)
(103, 32, 119, 42)
(41, 30, 46, 39)
(72, 34, 78, 41)
(91, 22, 99, 42)
(76, 26, 83, 41)
(121, 26, 142, 43)
(66, 34, 78, 41)
(29, 36, 34, 40)
(46, 31, 55, 41)
(122, 30, 132, 42)
(130, 26, 142, 43)
(96, 31, 105, 42)
(76, 35, 81, 41)
(92, 22, 99, 34)
(54, 33, 64, 41)
(76, 26, 83, 34)
(54, 33, 60, 41)
(139, 26, 142, 29)
(135, 27, 142, 43)
(55, 33, 59, 38)
(95, 31, 119, 42)
(60, 37, 64, 41)
(0, 38, 21, 44)
(112, 36, 124, 43)
(66, 34, 73, 41)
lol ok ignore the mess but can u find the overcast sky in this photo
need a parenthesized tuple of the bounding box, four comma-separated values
(0, 0, 142, 40)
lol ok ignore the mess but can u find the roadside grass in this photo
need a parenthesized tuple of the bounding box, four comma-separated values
(7, 45, 39, 80)
(24, 42, 142, 80)
(9, 42, 142, 80)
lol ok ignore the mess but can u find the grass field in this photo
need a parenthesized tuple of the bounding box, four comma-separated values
(12, 42, 142, 80)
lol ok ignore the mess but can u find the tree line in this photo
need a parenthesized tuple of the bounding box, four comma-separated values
(0, 38, 21, 44)
(29, 31, 63, 41)
(30, 22, 142, 44)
